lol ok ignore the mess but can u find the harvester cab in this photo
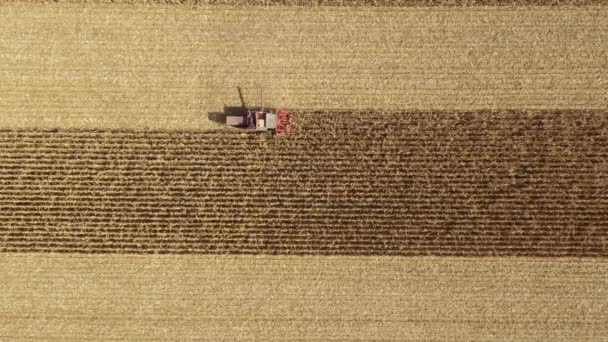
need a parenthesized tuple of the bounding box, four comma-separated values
(225, 87, 291, 137)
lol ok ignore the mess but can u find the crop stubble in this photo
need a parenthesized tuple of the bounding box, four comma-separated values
(1, 1, 608, 340)
(1, 4, 607, 130)
(1, 111, 606, 255)
(1, 254, 607, 340)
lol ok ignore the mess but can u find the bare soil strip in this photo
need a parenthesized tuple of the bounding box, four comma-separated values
(1, 4, 607, 130)
(1, 111, 606, 256)
(1, 254, 607, 340)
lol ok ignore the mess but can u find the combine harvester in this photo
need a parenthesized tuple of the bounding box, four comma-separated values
(224, 87, 292, 137)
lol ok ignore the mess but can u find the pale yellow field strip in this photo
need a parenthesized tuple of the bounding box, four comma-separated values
(0, 4, 607, 130)
(0, 254, 606, 341)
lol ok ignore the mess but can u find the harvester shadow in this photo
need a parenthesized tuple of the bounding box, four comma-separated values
(207, 86, 275, 127)
(207, 106, 248, 125)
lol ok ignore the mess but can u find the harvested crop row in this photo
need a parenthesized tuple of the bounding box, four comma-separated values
(2, 4, 607, 130)
(0, 111, 606, 256)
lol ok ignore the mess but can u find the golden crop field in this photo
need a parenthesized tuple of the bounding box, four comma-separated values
(2, 254, 607, 340)
(1, 1, 607, 341)
(1, 3, 607, 130)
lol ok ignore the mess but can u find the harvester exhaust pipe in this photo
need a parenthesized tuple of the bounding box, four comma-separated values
(237, 86, 246, 109)
(260, 86, 264, 113)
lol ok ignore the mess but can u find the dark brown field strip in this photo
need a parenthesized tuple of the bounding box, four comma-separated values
(0, 110, 606, 256)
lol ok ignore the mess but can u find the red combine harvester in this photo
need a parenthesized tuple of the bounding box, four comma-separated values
(225, 87, 292, 137)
